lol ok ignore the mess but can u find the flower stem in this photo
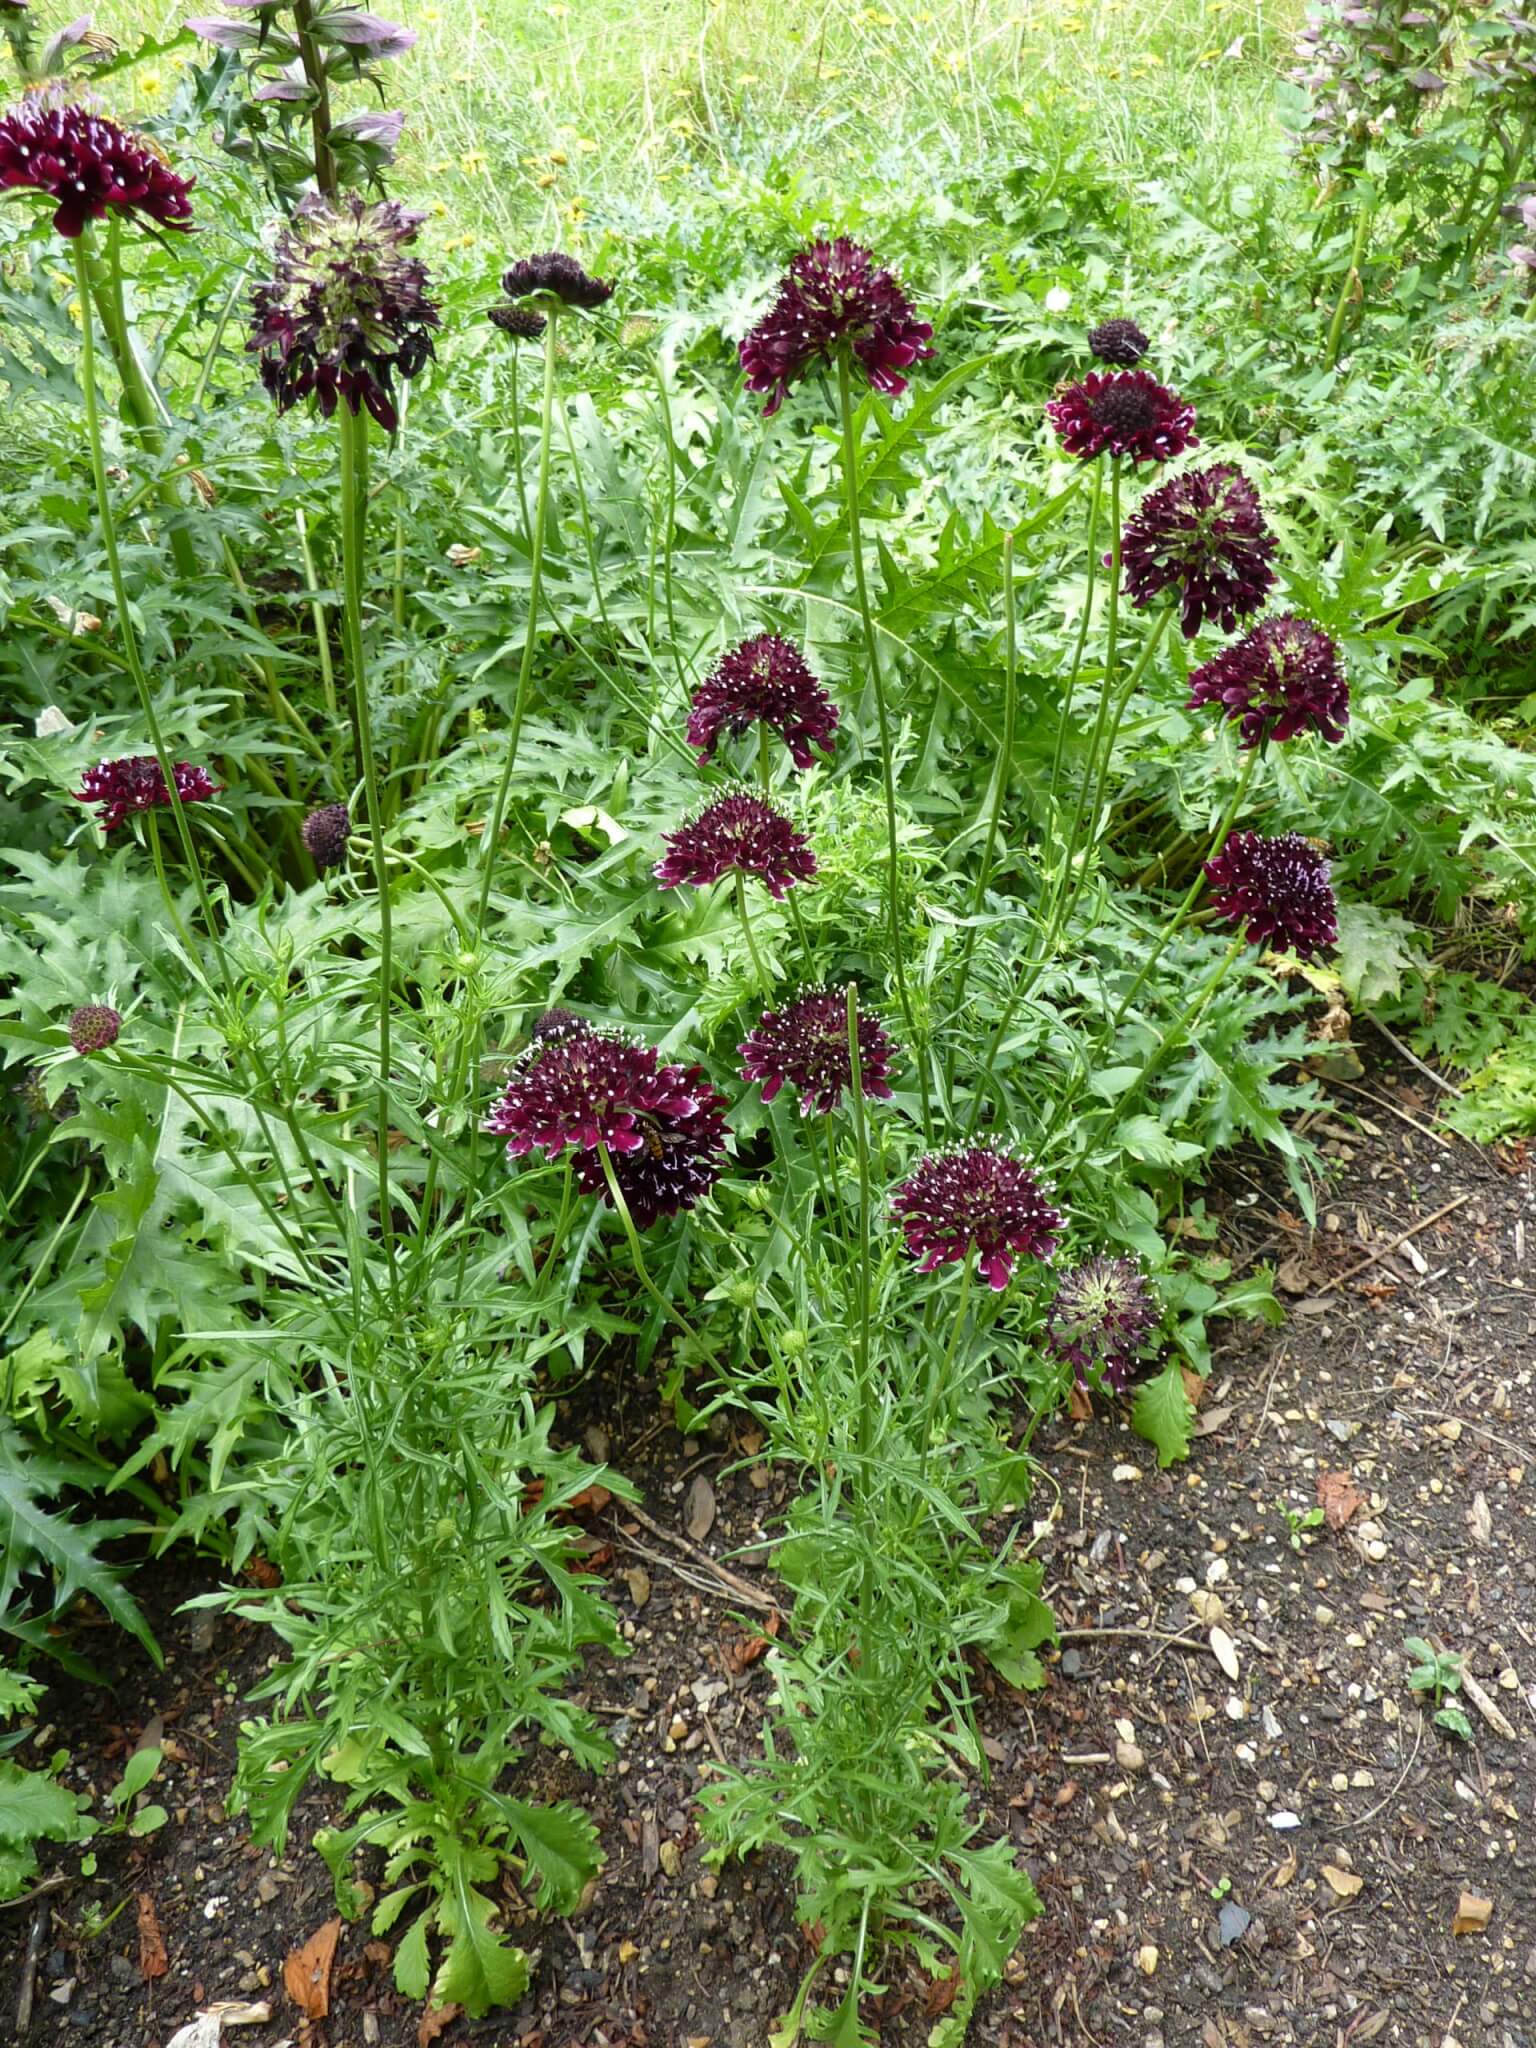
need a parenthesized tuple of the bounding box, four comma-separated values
(1048, 453, 1122, 931)
(1043, 457, 1104, 851)
(835, 353, 931, 1141)
(735, 873, 771, 992)
(338, 401, 397, 1292)
(844, 982, 875, 1459)
(1324, 190, 1375, 370)
(596, 1143, 701, 1349)
(917, 1253, 972, 1498)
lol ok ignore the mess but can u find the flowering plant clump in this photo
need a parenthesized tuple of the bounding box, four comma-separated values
(654, 791, 818, 898)
(67, 1003, 121, 1055)
(1120, 463, 1279, 637)
(686, 636, 839, 771)
(739, 236, 934, 416)
(1047, 1255, 1157, 1392)
(484, 1023, 728, 1228)
(249, 194, 440, 429)
(73, 756, 221, 832)
(739, 987, 896, 1114)
(1188, 614, 1349, 748)
(1046, 369, 1197, 464)
(499, 251, 614, 311)
(0, 95, 194, 238)
(1205, 829, 1338, 959)
(1088, 317, 1151, 365)
(302, 801, 352, 869)
(892, 1146, 1064, 1290)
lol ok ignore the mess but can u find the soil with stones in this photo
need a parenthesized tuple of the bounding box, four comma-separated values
(4, 1046, 1535, 2048)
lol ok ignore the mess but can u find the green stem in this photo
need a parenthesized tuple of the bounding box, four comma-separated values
(1048, 454, 1122, 929)
(597, 1142, 701, 1349)
(295, 505, 339, 732)
(836, 353, 931, 1141)
(338, 402, 397, 1293)
(844, 982, 875, 1461)
(94, 218, 199, 581)
(1043, 458, 1103, 850)
(292, 0, 340, 196)
(735, 873, 770, 992)
(916, 1253, 972, 1505)
(1324, 192, 1375, 370)
(508, 342, 531, 538)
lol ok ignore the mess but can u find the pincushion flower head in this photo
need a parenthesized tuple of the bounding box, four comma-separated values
(74, 755, 220, 832)
(1205, 830, 1337, 960)
(499, 251, 613, 311)
(892, 1146, 1064, 1291)
(488, 304, 547, 341)
(249, 193, 439, 431)
(1048, 1255, 1157, 1393)
(67, 1003, 121, 1056)
(739, 236, 933, 417)
(302, 801, 351, 870)
(739, 987, 896, 1115)
(687, 636, 840, 771)
(1088, 317, 1151, 366)
(0, 94, 194, 238)
(1188, 614, 1349, 749)
(654, 791, 818, 899)
(1046, 369, 1197, 465)
(1120, 462, 1278, 638)
(484, 1023, 728, 1229)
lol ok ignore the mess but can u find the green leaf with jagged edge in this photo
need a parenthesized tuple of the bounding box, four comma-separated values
(430, 1839, 531, 2017)
(0, 1430, 158, 1663)
(392, 1907, 433, 2002)
(489, 1795, 601, 1915)
(1132, 1360, 1196, 1470)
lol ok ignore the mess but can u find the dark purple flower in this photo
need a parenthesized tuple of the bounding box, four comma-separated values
(891, 1146, 1064, 1291)
(1046, 369, 1197, 464)
(1188, 614, 1349, 749)
(0, 95, 194, 238)
(739, 986, 896, 1115)
(249, 194, 439, 431)
(687, 636, 839, 771)
(67, 1002, 120, 1055)
(1048, 1255, 1157, 1393)
(500, 251, 613, 311)
(1120, 463, 1278, 638)
(484, 1028, 728, 1229)
(73, 755, 220, 832)
(1088, 318, 1151, 366)
(654, 791, 818, 899)
(1205, 829, 1338, 960)
(488, 304, 547, 341)
(529, 1006, 587, 1044)
(302, 801, 351, 869)
(739, 237, 934, 417)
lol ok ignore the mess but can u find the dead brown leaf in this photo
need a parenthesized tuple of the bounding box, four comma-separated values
(1322, 1864, 1363, 1900)
(923, 1969, 962, 2018)
(284, 1918, 341, 2019)
(567, 1482, 613, 1515)
(1453, 1891, 1493, 1935)
(135, 1893, 169, 1980)
(684, 1472, 716, 1541)
(1317, 1468, 1366, 1531)
(1067, 1383, 1093, 1422)
(417, 2003, 462, 2046)
(1179, 1367, 1207, 1409)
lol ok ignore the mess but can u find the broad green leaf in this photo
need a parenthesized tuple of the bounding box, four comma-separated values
(1132, 1361, 1196, 1469)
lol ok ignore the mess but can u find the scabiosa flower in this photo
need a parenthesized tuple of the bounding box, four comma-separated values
(1046, 369, 1197, 464)
(1188, 614, 1349, 749)
(73, 755, 220, 832)
(302, 801, 351, 870)
(500, 251, 614, 311)
(686, 636, 840, 771)
(1048, 1255, 1157, 1393)
(654, 791, 818, 899)
(529, 1006, 587, 1044)
(488, 303, 547, 341)
(1120, 463, 1278, 638)
(67, 1003, 120, 1055)
(0, 95, 194, 239)
(739, 237, 934, 417)
(249, 194, 439, 431)
(739, 987, 896, 1115)
(1088, 317, 1151, 366)
(892, 1147, 1064, 1291)
(1205, 830, 1338, 960)
(484, 1029, 728, 1229)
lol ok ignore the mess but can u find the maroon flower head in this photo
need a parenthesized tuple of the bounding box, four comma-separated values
(739, 237, 933, 417)
(1046, 369, 1197, 464)
(1205, 830, 1337, 960)
(654, 791, 818, 899)
(73, 755, 220, 832)
(0, 95, 194, 238)
(488, 303, 547, 341)
(687, 636, 839, 771)
(67, 1003, 120, 1055)
(1120, 462, 1278, 638)
(529, 1006, 587, 1044)
(249, 194, 439, 431)
(1048, 1255, 1157, 1393)
(484, 1028, 727, 1229)
(1088, 317, 1151, 366)
(1187, 614, 1349, 749)
(739, 986, 896, 1115)
(892, 1146, 1064, 1291)
(500, 251, 613, 310)
(302, 801, 351, 869)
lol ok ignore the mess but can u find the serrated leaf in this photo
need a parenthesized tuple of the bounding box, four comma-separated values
(0, 1430, 158, 1662)
(430, 1864, 530, 2018)
(393, 1905, 433, 2000)
(1132, 1361, 1196, 1469)
(493, 1795, 600, 1915)
(0, 1761, 91, 1848)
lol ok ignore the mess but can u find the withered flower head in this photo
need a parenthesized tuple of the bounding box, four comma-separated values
(1088, 317, 1151, 365)
(488, 303, 547, 341)
(1048, 1255, 1157, 1393)
(302, 801, 351, 870)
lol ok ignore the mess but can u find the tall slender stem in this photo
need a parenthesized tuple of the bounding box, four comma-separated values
(338, 402, 397, 1292)
(844, 983, 874, 1459)
(835, 354, 931, 1141)
(1049, 455, 1122, 927)
(292, 0, 340, 197)
(597, 1143, 701, 1349)
(735, 873, 770, 992)
(1324, 192, 1374, 369)
(1044, 459, 1103, 852)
